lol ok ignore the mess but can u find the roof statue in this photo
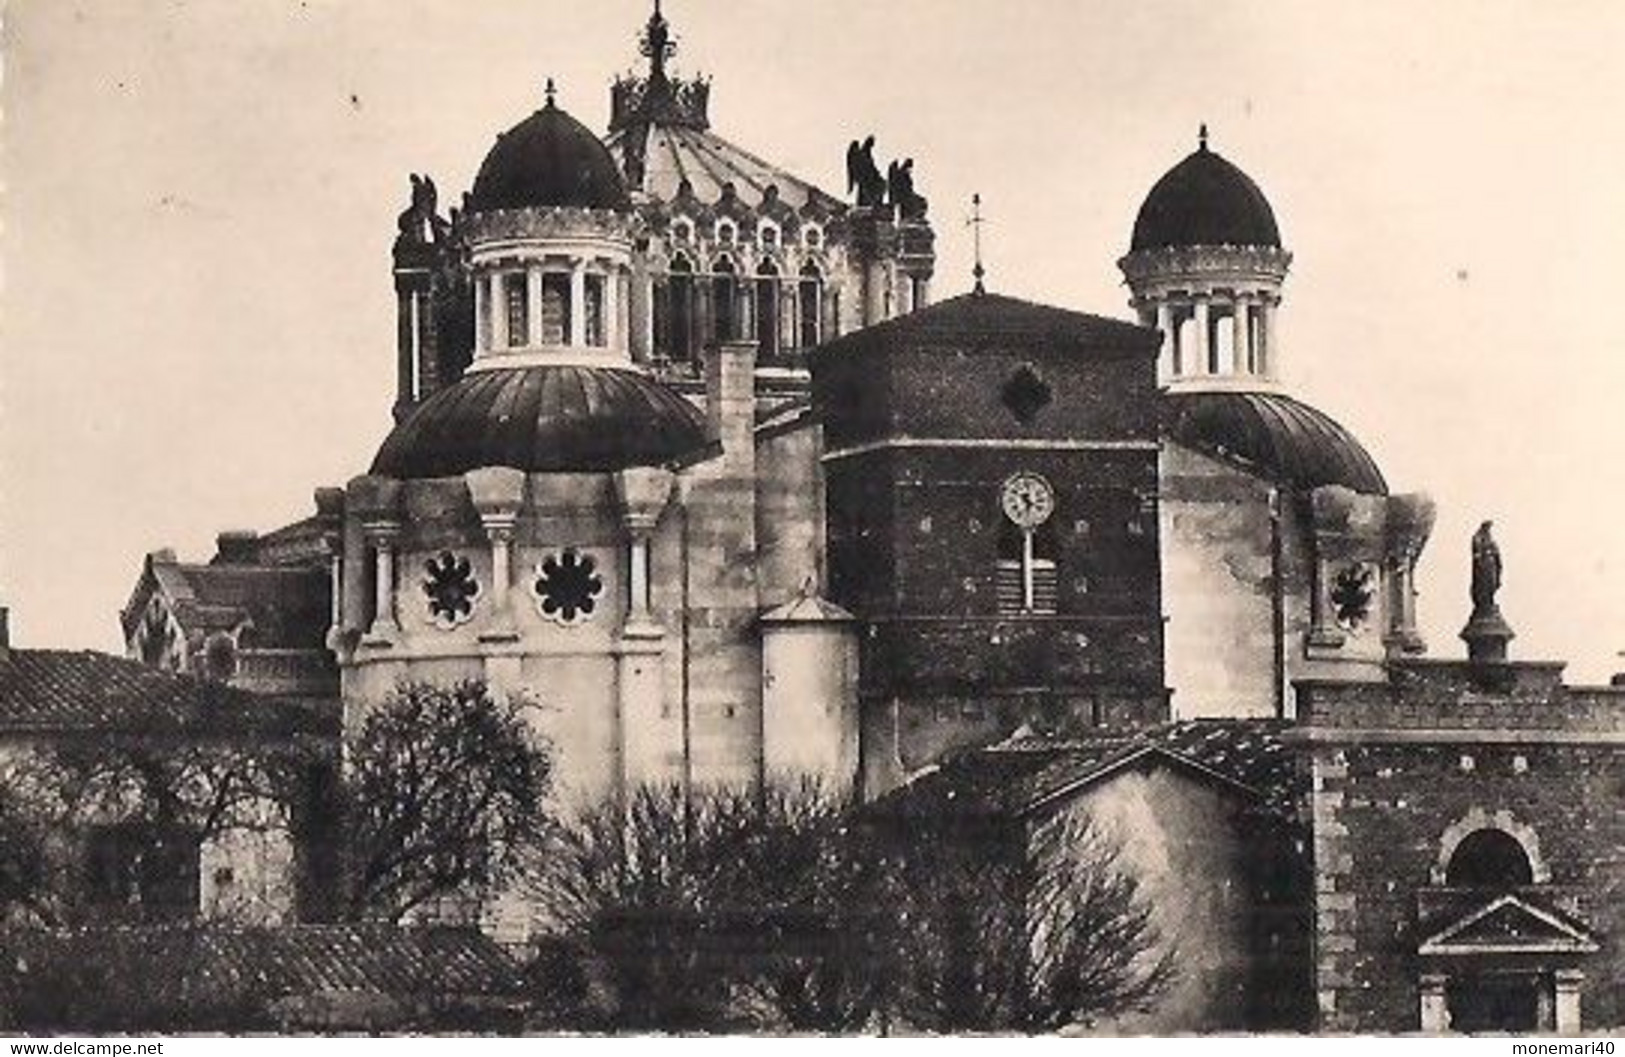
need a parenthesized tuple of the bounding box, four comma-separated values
(395, 174, 445, 247)
(1470, 520, 1502, 615)
(888, 157, 928, 221)
(1461, 518, 1515, 662)
(847, 135, 887, 207)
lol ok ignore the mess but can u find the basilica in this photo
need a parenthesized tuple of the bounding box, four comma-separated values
(95, 2, 1625, 1034)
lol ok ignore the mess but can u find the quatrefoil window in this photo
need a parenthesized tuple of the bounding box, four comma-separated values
(1001, 363, 1052, 424)
(534, 549, 604, 626)
(423, 551, 480, 629)
(1331, 563, 1375, 631)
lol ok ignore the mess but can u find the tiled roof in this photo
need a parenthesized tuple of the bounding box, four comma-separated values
(0, 649, 337, 736)
(1162, 390, 1388, 495)
(10, 924, 526, 1010)
(371, 365, 709, 479)
(129, 560, 332, 652)
(876, 719, 1299, 822)
(609, 122, 842, 214)
(809, 292, 1157, 365)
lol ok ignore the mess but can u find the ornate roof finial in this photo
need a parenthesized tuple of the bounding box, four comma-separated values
(544, 77, 557, 108)
(641, 0, 677, 82)
(1199, 123, 1209, 151)
(969, 193, 987, 295)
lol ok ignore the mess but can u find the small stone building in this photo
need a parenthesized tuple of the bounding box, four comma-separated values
(1297, 650, 1625, 1032)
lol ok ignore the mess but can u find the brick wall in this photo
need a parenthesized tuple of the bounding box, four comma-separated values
(1300, 664, 1625, 1031)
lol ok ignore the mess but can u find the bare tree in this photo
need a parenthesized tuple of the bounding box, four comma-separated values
(533, 779, 1167, 1034)
(0, 732, 332, 927)
(0, 768, 50, 927)
(341, 681, 552, 923)
(534, 779, 876, 1031)
(867, 808, 1173, 1033)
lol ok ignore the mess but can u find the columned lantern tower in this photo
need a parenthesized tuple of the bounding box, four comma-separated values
(1119, 127, 1292, 390)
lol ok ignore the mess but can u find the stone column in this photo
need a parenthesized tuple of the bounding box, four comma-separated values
(526, 265, 544, 348)
(1308, 552, 1346, 649)
(467, 467, 525, 643)
(631, 267, 652, 362)
(780, 284, 796, 354)
(1155, 302, 1174, 376)
(473, 273, 488, 353)
(618, 269, 632, 355)
(615, 467, 673, 627)
(491, 272, 510, 350)
(1261, 298, 1279, 378)
(1232, 297, 1252, 375)
(697, 278, 715, 349)
(915, 276, 931, 309)
(898, 270, 916, 315)
(1418, 973, 1449, 1032)
(740, 277, 756, 342)
(362, 520, 401, 643)
(601, 266, 619, 349)
(1193, 297, 1211, 375)
(569, 260, 587, 347)
(1554, 969, 1583, 1033)
(865, 260, 887, 325)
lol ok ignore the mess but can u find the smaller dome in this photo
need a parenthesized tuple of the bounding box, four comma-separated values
(1162, 391, 1386, 495)
(371, 366, 707, 479)
(468, 97, 632, 213)
(1131, 133, 1281, 253)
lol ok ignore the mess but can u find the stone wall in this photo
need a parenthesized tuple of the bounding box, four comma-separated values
(1299, 662, 1625, 1031)
(1045, 765, 1267, 1032)
(1160, 442, 1282, 719)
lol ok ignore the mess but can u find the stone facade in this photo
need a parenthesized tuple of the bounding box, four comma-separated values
(1297, 659, 1625, 1032)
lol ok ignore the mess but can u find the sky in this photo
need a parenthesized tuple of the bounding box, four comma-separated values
(3, 0, 1623, 681)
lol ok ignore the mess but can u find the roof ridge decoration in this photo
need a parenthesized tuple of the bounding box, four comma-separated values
(610, 1, 712, 135)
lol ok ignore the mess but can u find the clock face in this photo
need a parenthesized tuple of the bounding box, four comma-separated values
(1001, 472, 1055, 529)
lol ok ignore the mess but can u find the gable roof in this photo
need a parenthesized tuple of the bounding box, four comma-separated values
(1418, 894, 1600, 957)
(809, 292, 1157, 366)
(876, 719, 1296, 823)
(0, 649, 336, 737)
(8, 924, 527, 1028)
(122, 554, 331, 653)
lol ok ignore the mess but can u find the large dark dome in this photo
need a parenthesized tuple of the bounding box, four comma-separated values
(1162, 390, 1386, 495)
(371, 366, 707, 478)
(1131, 142, 1281, 253)
(468, 99, 632, 213)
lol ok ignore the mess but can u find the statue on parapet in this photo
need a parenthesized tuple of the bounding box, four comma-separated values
(1470, 520, 1502, 615)
(846, 136, 887, 208)
(887, 157, 929, 221)
(396, 173, 446, 247)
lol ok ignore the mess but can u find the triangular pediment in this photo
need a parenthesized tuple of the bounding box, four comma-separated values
(1420, 894, 1599, 957)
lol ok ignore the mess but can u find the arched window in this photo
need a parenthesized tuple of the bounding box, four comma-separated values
(1446, 829, 1534, 888)
(759, 222, 780, 249)
(584, 274, 606, 347)
(996, 521, 1058, 615)
(802, 224, 823, 249)
(798, 262, 823, 349)
(713, 257, 738, 342)
(504, 272, 529, 347)
(661, 255, 697, 364)
(756, 260, 780, 359)
(716, 220, 737, 246)
(540, 273, 571, 345)
(672, 218, 694, 244)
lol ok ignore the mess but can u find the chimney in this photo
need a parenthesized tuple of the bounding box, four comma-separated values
(0, 605, 10, 662)
(703, 338, 758, 475)
(213, 530, 261, 566)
